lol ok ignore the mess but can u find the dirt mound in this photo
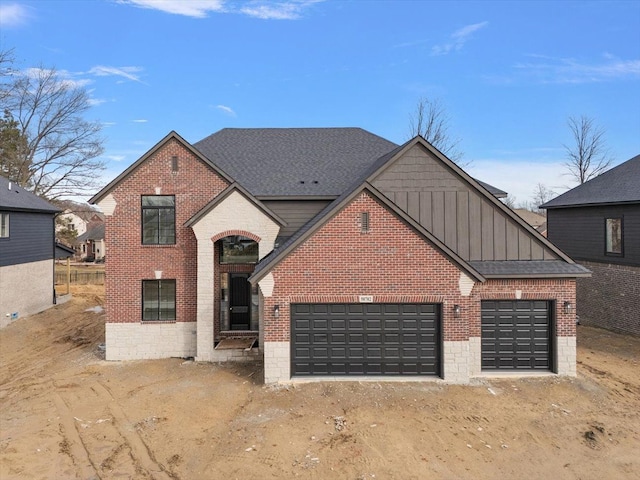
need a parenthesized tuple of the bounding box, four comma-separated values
(1, 286, 639, 479)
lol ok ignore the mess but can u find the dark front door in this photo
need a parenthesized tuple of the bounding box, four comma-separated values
(229, 273, 251, 330)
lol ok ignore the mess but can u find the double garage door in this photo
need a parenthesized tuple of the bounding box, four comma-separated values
(291, 303, 440, 376)
(291, 300, 553, 377)
(481, 300, 552, 370)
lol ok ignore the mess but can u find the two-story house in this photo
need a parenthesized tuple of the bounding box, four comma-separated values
(541, 154, 639, 336)
(0, 176, 62, 327)
(90, 128, 589, 383)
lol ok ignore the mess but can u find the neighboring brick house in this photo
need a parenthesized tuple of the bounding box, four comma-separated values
(90, 129, 589, 383)
(0, 176, 61, 327)
(541, 154, 640, 336)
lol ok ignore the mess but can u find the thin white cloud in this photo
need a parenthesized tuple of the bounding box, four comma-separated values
(0, 3, 31, 27)
(132, 119, 148, 123)
(121, 0, 322, 19)
(216, 105, 236, 117)
(88, 98, 108, 106)
(22, 67, 93, 89)
(121, 0, 224, 18)
(431, 21, 488, 56)
(240, 2, 311, 20)
(89, 65, 144, 83)
(102, 122, 117, 127)
(515, 54, 640, 84)
(105, 154, 126, 162)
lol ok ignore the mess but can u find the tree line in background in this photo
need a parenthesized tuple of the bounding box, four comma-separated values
(408, 96, 613, 214)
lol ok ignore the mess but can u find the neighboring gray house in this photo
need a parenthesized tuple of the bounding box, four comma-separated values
(76, 223, 105, 261)
(0, 176, 61, 327)
(541, 154, 640, 336)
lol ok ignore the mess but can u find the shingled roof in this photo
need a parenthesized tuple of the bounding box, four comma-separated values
(194, 128, 398, 197)
(0, 176, 60, 213)
(541, 154, 640, 209)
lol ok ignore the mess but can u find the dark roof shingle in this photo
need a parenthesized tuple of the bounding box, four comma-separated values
(193, 128, 398, 197)
(541, 154, 640, 208)
(0, 176, 60, 213)
(469, 260, 591, 277)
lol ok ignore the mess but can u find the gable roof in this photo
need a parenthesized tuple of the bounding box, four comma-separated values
(195, 128, 507, 200)
(366, 136, 578, 264)
(193, 128, 398, 197)
(76, 223, 105, 242)
(541, 154, 640, 209)
(249, 181, 486, 284)
(185, 182, 286, 228)
(89, 131, 235, 204)
(0, 176, 60, 213)
(251, 135, 582, 283)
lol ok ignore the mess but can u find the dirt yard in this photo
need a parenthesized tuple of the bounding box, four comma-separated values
(1, 286, 638, 480)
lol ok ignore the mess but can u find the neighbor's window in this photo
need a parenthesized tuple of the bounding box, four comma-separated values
(142, 280, 176, 321)
(0, 213, 8, 238)
(605, 218, 623, 255)
(220, 235, 259, 264)
(142, 195, 175, 245)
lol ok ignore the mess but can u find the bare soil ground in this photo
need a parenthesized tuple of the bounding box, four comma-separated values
(1, 285, 639, 480)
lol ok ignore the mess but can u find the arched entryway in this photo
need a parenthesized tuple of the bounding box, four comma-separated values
(217, 235, 259, 332)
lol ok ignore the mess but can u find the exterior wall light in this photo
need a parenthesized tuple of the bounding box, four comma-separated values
(274, 305, 280, 318)
(453, 304, 461, 318)
(563, 301, 573, 315)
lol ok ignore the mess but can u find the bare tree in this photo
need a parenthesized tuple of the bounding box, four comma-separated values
(532, 182, 555, 213)
(563, 115, 612, 184)
(409, 97, 465, 164)
(0, 52, 105, 199)
(501, 194, 517, 209)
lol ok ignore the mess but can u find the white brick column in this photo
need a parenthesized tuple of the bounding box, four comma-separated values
(468, 337, 481, 376)
(195, 238, 215, 361)
(556, 336, 577, 376)
(264, 342, 290, 383)
(442, 341, 470, 383)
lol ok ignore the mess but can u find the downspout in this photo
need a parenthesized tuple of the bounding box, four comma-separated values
(53, 214, 57, 305)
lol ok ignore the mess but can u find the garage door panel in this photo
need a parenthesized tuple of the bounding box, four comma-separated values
(291, 303, 440, 376)
(481, 300, 551, 371)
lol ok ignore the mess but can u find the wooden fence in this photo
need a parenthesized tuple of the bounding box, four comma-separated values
(55, 270, 105, 285)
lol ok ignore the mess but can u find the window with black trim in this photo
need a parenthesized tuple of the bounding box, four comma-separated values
(605, 217, 623, 255)
(142, 195, 175, 244)
(0, 213, 8, 238)
(142, 280, 176, 321)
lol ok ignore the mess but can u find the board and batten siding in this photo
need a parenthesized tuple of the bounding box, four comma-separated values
(547, 204, 640, 266)
(371, 144, 558, 262)
(261, 200, 331, 238)
(0, 211, 55, 267)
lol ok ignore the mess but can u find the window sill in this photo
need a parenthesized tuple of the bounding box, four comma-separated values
(141, 244, 177, 248)
(141, 320, 176, 324)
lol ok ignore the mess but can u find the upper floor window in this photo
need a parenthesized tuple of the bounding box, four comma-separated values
(0, 213, 8, 238)
(605, 217, 623, 255)
(142, 195, 175, 245)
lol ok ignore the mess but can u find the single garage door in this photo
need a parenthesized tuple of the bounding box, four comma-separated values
(481, 300, 552, 370)
(291, 303, 440, 376)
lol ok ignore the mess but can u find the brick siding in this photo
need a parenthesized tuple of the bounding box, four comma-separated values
(264, 191, 576, 343)
(576, 261, 640, 336)
(104, 138, 229, 325)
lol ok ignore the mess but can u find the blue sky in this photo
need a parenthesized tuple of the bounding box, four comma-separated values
(1, 0, 639, 204)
